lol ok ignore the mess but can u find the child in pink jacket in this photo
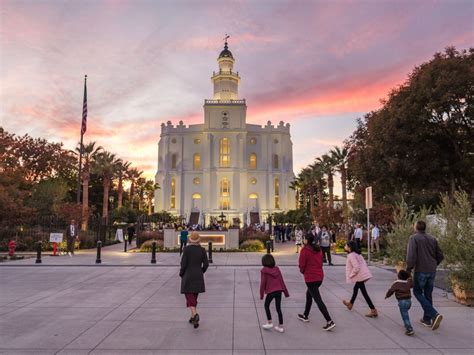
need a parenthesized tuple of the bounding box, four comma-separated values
(343, 241, 378, 317)
(260, 254, 289, 333)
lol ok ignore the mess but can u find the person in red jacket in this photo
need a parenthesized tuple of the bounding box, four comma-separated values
(260, 254, 290, 333)
(297, 235, 336, 331)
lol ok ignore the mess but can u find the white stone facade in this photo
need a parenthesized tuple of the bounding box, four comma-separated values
(154, 41, 296, 225)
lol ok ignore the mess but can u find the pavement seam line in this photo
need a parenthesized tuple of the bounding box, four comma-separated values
(247, 268, 267, 355)
(0, 267, 115, 313)
(54, 267, 169, 354)
(88, 268, 177, 353)
(232, 268, 236, 354)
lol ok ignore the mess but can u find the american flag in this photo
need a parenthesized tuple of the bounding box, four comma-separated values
(81, 75, 87, 135)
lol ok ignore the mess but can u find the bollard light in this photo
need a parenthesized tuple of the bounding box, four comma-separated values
(208, 241, 213, 264)
(96, 241, 102, 264)
(151, 241, 157, 264)
(35, 241, 42, 264)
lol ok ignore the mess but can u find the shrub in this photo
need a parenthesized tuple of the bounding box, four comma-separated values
(240, 229, 270, 244)
(140, 239, 164, 252)
(136, 231, 163, 248)
(240, 239, 265, 252)
(434, 191, 474, 291)
(385, 200, 430, 266)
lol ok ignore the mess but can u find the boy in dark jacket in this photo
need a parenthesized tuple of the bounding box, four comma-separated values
(386, 270, 414, 336)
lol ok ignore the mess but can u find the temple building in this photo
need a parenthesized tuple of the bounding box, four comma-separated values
(154, 39, 295, 226)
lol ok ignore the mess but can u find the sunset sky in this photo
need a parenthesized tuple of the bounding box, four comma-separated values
(1, 0, 472, 195)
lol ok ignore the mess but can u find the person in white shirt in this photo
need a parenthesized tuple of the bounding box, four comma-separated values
(65, 219, 79, 256)
(353, 224, 363, 250)
(371, 224, 380, 254)
(295, 227, 303, 253)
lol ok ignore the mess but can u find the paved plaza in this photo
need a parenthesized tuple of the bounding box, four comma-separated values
(0, 243, 473, 355)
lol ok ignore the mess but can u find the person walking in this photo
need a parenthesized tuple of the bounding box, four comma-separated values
(385, 270, 414, 336)
(179, 227, 189, 256)
(353, 224, 363, 250)
(297, 235, 336, 331)
(65, 219, 79, 256)
(179, 231, 209, 329)
(342, 241, 378, 317)
(295, 226, 303, 253)
(406, 220, 444, 330)
(260, 254, 290, 333)
(320, 225, 333, 265)
(127, 224, 135, 246)
(371, 224, 380, 254)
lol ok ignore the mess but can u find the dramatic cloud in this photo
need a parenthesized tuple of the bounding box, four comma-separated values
(1, 0, 472, 197)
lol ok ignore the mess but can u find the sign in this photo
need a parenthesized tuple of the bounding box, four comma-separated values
(115, 229, 124, 242)
(49, 233, 63, 243)
(365, 186, 373, 209)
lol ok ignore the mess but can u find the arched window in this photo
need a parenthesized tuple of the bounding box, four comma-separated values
(219, 178, 230, 210)
(170, 178, 176, 209)
(273, 154, 279, 169)
(274, 178, 280, 209)
(249, 193, 258, 199)
(192, 193, 201, 199)
(249, 153, 257, 169)
(193, 153, 201, 170)
(219, 138, 230, 167)
(171, 154, 177, 169)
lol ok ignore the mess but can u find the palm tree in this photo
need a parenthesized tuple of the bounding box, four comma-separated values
(76, 141, 102, 230)
(310, 162, 326, 220)
(330, 146, 350, 221)
(126, 168, 143, 209)
(93, 151, 122, 221)
(289, 180, 300, 208)
(298, 167, 315, 213)
(116, 161, 131, 209)
(317, 154, 336, 211)
(141, 179, 159, 214)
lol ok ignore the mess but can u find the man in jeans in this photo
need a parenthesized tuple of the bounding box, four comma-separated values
(406, 220, 444, 330)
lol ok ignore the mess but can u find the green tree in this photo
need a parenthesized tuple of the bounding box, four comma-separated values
(348, 47, 474, 209)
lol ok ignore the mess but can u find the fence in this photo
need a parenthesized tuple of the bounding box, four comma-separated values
(0, 214, 118, 252)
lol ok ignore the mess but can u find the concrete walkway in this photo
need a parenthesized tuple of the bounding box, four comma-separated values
(0, 243, 473, 354)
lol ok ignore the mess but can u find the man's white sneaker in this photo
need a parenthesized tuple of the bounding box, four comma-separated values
(261, 323, 273, 330)
(274, 326, 284, 333)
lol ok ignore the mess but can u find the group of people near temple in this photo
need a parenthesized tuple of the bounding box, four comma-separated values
(179, 220, 444, 337)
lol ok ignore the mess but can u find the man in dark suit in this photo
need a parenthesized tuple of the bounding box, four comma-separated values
(65, 219, 79, 256)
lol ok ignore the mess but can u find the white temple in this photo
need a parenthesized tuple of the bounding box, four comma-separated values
(154, 39, 295, 226)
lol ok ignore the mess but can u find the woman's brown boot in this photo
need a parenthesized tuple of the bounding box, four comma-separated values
(365, 309, 378, 318)
(342, 300, 353, 310)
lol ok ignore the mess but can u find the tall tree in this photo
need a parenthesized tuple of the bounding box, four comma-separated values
(317, 154, 336, 211)
(310, 162, 326, 220)
(76, 141, 102, 228)
(116, 160, 131, 209)
(93, 151, 121, 220)
(126, 168, 143, 209)
(347, 47, 473, 208)
(330, 146, 350, 221)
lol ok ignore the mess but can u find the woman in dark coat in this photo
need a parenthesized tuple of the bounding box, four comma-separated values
(179, 231, 209, 328)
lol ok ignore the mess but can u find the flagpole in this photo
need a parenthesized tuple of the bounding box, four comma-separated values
(76, 75, 87, 204)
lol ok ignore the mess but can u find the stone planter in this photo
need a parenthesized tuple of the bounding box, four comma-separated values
(452, 281, 474, 306)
